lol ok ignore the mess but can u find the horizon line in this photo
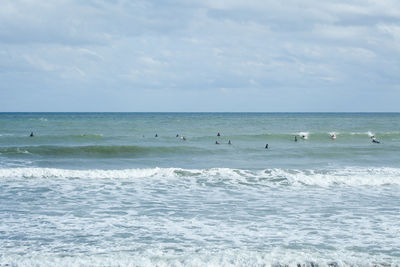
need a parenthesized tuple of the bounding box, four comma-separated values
(1, 111, 400, 114)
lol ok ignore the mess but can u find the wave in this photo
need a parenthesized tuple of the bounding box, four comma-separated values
(0, 133, 104, 140)
(0, 145, 207, 157)
(1, 248, 398, 266)
(1, 167, 399, 186)
(28, 117, 48, 122)
(2, 131, 400, 140)
(190, 131, 400, 141)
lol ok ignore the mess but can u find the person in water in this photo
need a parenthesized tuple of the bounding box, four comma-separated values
(181, 136, 186, 141)
(217, 132, 221, 137)
(265, 144, 269, 149)
(294, 136, 298, 142)
(30, 132, 34, 137)
(215, 141, 220, 144)
(371, 136, 380, 143)
(228, 140, 231, 145)
(176, 134, 179, 137)
(331, 134, 336, 140)
(155, 134, 158, 137)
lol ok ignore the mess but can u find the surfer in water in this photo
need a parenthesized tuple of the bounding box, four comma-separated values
(228, 140, 231, 145)
(371, 136, 380, 143)
(217, 132, 221, 137)
(155, 134, 158, 137)
(331, 134, 336, 140)
(265, 144, 269, 149)
(181, 136, 186, 141)
(30, 132, 34, 137)
(176, 134, 179, 137)
(215, 141, 220, 144)
(294, 136, 298, 142)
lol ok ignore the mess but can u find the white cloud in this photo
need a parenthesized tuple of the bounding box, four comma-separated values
(1, 0, 400, 111)
(78, 48, 105, 61)
(312, 24, 368, 40)
(140, 57, 167, 67)
(74, 67, 86, 77)
(23, 55, 57, 72)
(378, 24, 400, 40)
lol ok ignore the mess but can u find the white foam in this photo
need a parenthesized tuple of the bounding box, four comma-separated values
(15, 148, 31, 154)
(349, 131, 374, 136)
(271, 167, 400, 186)
(1, 167, 400, 187)
(0, 248, 397, 266)
(0, 133, 14, 137)
(298, 132, 309, 139)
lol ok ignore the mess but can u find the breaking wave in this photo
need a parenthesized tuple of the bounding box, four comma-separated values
(1, 248, 398, 266)
(1, 167, 399, 187)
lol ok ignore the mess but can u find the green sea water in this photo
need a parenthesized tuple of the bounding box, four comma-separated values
(0, 112, 399, 169)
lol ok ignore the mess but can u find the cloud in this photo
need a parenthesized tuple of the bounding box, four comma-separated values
(378, 23, 400, 41)
(1, 0, 400, 111)
(23, 54, 58, 72)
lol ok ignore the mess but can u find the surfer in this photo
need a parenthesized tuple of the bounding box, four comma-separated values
(215, 141, 220, 144)
(181, 136, 186, 141)
(217, 132, 221, 137)
(155, 134, 158, 137)
(331, 134, 336, 140)
(176, 134, 179, 137)
(294, 136, 298, 142)
(371, 136, 380, 143)
(265, 144, 268, 149)
(30, 132, 34, 137)
(228, 140, 231, 145)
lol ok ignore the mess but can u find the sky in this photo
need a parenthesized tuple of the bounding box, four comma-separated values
(0, 0, 400, 112)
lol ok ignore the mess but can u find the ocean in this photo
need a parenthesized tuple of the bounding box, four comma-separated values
(0, 112, 399, 266)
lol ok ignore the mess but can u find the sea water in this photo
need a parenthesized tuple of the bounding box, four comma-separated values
(0, 113, 399, 266)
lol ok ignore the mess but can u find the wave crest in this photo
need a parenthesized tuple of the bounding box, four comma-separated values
(1, 167, 399, 186)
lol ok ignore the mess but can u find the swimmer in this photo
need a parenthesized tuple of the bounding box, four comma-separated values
(217, 132, 221, 137)
(228, 140, 231, 145)
(30, 132, 34, 137)
(215, 141, 220, 144)
(265, 144, 269, 149)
